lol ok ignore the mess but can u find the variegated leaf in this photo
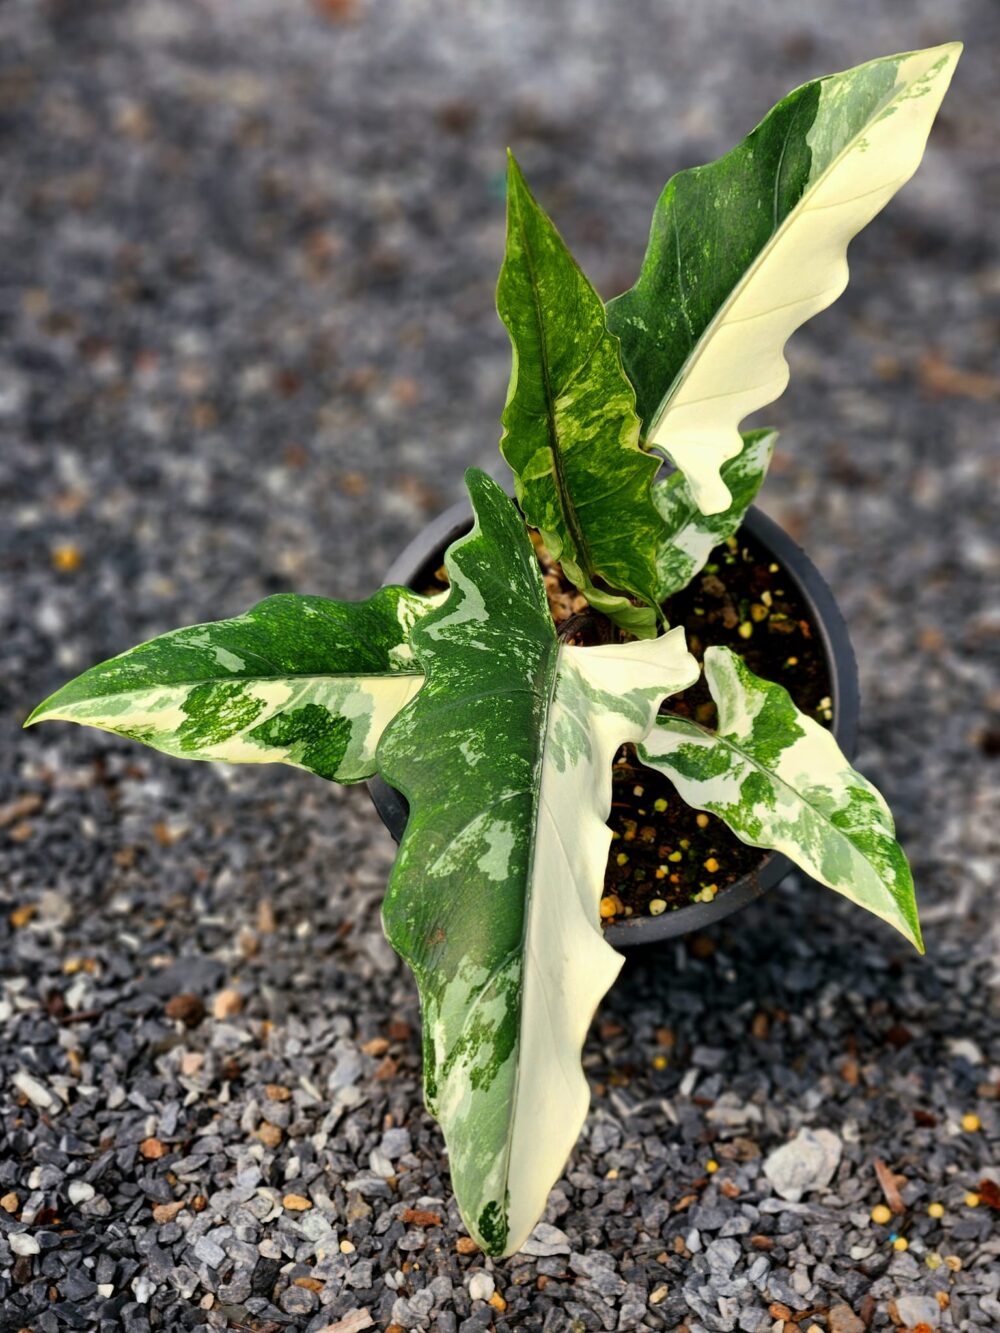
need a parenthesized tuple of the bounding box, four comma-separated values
(653, 428, 776, 601)
(638, 647, 921, 950)
(378, 468, 699, 1255)
(26, 589, 438, 783)
(498, 153, 664, 637)
(608, 43, 961, 513)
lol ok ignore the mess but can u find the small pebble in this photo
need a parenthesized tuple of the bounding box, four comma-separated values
(468, 1271, 495, 1302)
(648, 898, 667, 916)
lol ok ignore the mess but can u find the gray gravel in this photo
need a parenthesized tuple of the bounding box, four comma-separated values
(1, 1, 998, 1330)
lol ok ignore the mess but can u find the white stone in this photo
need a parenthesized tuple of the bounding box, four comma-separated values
(520, 1222, 571, 1257)
(468, 1271, 495, 1302)
(68, 1181, 95, 1204)
(895, 1295, 941, 1328)
(763, 1128, 842, 1202)
(131, 1274, 155, 1303)
(9, 1232, 40, 1256)
(13, 1071, 57, 1110)
(369, 1149, 395, 1179)
(97, 1284, 114, 1298)
(947, 1037, 983, 1064)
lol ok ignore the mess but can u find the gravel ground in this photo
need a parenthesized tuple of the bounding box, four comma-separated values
(1, 2, 998, 1330)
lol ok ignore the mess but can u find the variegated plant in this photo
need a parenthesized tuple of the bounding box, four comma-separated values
(27, 44, 957, 1256)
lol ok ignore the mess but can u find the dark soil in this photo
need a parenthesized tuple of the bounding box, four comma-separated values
(604, 528, 833, 923)
(426, 524, 834, 923)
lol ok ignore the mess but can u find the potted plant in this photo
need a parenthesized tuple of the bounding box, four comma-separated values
(26, 43, 960, 1259)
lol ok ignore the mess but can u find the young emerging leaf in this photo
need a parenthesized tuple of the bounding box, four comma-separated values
(653, 428, 776, 601)
(498, 153, 665, 637)
(607, 43, 961, 513)
(26, 589, 437, 783)
(378, 468, 699, 1255)
(638, 647, 921, 950)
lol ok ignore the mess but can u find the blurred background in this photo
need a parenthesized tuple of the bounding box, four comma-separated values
(0, 1, 997, 1328)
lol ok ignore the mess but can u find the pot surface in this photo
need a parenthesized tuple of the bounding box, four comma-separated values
(367, 496, 859, 947)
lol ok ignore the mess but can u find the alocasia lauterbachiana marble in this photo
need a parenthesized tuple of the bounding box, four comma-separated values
(28, 44, 958, 1254)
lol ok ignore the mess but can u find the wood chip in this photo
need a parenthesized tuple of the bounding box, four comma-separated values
(282, 1193, 312, 1211)
(314, 1312, 375, 1333)
(455, 1236, 478, 1254)
(264, 1083, 291, 1101)
(165, 993, 205, 1027)
(140, 1138, 167, 1159)
(212, 988, 243, 1019)
(873, 1157, 905, 1214)
(401, 1208, 441, 1227)
(361, 1037, 389, 1056)
(151, 1200, 186, 1224)
(0, 794, 43, 828)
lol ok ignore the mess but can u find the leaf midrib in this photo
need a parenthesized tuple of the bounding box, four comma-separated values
(511, 190, 597, 589)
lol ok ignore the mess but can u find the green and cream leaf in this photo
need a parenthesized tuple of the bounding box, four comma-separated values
(607, 43, 961, 513)
(378, 468, 699, 1256)
(653, 428, 776, 601)
(498, 154, 665, 636)
(26, 588, 439, 783)
(638, 647, 921, 950)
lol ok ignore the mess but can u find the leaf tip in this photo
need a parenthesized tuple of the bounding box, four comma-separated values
(23, 700, 52, 729)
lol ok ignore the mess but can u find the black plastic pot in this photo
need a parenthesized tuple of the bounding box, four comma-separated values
(367, 495, 859, 948)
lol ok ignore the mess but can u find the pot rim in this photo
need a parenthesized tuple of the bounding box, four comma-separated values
(367, 494, 859, 948)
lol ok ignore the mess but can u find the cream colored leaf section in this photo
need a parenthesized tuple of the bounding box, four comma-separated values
(500, 627, 699, 1254)
(650, 44, 960, 513)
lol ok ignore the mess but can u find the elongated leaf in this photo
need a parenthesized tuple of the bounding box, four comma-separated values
(638, 647, 921, 950)
(26, 589, 437, 783)
(498, 153, 664, 637)
(378, 468, 699, 1255)
(654, 428, 776, 601)
(608, 43, 961, 513)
